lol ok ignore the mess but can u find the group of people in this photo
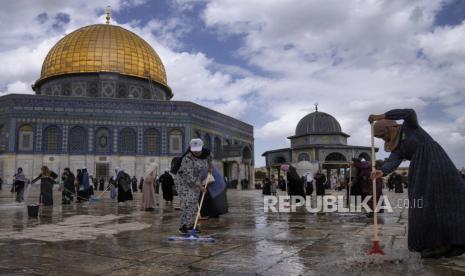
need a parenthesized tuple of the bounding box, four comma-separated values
(5, 165, 178, 209)
(261, 168, 327, 198)
(8, 166, 59, 206)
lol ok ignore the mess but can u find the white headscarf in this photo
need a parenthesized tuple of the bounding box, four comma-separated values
(144, 164, 158, 180)
(114, 166, 122, 179)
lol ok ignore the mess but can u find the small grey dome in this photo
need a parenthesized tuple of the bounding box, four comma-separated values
(295, 111, 342, 136)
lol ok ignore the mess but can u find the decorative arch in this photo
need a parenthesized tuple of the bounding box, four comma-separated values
(119, 127, 137, 154)
(95, 127, 112, 154)
(325, 152, 347, 162)
(358, 152, 371, 161)
(69, 126, 87, 154)
(17, 124, 34, 152)
(144, 128, 160, 155)
(298, 152, 310, 162)
(43, 125, 61, 153)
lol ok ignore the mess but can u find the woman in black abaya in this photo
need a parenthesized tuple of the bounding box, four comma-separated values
(287, 166, 305, 199)
(370, 109, 465, 258)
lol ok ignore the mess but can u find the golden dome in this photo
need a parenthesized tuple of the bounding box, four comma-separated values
(37, 24, 168, 88)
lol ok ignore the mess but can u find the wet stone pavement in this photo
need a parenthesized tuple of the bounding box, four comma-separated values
(0, 185, 464, 276)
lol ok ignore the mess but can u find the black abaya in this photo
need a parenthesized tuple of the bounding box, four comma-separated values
(381, 109, 465, 251)
(159, 172, 174, 202)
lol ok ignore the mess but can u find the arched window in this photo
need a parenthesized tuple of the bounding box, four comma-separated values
(214, 136, 222, 159)
(169, 129, 182, 154)
(120, 128, 136, 154)
(242, 146, 252, 163)
(43, 126, 60, 152)
(17, 124, 34, 151)
(144, 128, 160, 154)
(95, 127, 111, 154)
(298, 153, 310, 162)
(69, 126, 87, 154)
(358, 152, 371, 161)
(325, 152, 347, 162)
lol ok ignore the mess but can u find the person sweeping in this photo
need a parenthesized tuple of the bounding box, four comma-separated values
(369, 108, 465, 258)
(174, 138, 211, 234)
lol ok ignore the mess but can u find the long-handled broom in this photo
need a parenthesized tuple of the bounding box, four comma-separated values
(90, 184, 112, 202)
(368, 122, 384, 255)
(168, 173, 216, 243)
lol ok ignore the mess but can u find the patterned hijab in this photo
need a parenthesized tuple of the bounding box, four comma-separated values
(374, 119, 401, 152)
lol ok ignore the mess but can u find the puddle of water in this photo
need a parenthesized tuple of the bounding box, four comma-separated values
(0, 214, 151, 242)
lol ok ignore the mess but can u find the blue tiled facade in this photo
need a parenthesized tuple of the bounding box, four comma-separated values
(0, 94, 254, 159)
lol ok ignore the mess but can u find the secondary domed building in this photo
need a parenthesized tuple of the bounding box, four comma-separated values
(262, 106, 374, 177)
(0, 20, 254, 187)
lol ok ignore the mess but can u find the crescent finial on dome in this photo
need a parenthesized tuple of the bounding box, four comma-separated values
(105, 5, 111, 24)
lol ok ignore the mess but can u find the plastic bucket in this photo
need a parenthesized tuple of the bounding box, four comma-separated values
(27, 205, 39, 217)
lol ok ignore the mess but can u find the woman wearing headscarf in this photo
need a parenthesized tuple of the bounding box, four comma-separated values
(141, 165, 157, 211)
(369, 109, 465, 258)
(77, 168, 91, 202)
(159, 170, 175, 204)
(61, 168, 75, 204)
(31, 166, 58, 206)
(109, 176, 117, 200)
(287, 166, 305, 199)
(350, 158, 383, 217)
(75, 169, 82, 202)
(313, 169, 326, 196)
(13, 168, 29, 203)
(174, 138, 211, 234)
(115, 167, 133, 204)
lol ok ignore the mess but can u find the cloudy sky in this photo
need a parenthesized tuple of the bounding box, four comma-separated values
(1, 0, 465, 168)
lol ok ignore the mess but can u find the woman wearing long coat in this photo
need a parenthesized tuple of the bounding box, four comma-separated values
(159, 170, 175, 203)
(286, 166, 305, 198)
(174, 139, 210, 234)
(115, 167, 133, 204)
(31, 166, 58, 206)
(141, 165, 157, 211)
(370, 109, 465, 258)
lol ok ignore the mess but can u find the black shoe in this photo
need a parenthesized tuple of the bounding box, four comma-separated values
(178, 225, 188, 234)
(145, 208, 155, 211)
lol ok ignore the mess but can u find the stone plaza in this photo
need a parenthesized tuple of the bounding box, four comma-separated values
(0, 187, 464, 275)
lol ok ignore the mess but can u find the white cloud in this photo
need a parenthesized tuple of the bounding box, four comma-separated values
(3, 81, 30, 95)
(200, 0, 465, 167)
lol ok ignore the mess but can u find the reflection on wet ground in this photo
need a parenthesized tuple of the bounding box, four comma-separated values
(0, 186, 464, 275)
